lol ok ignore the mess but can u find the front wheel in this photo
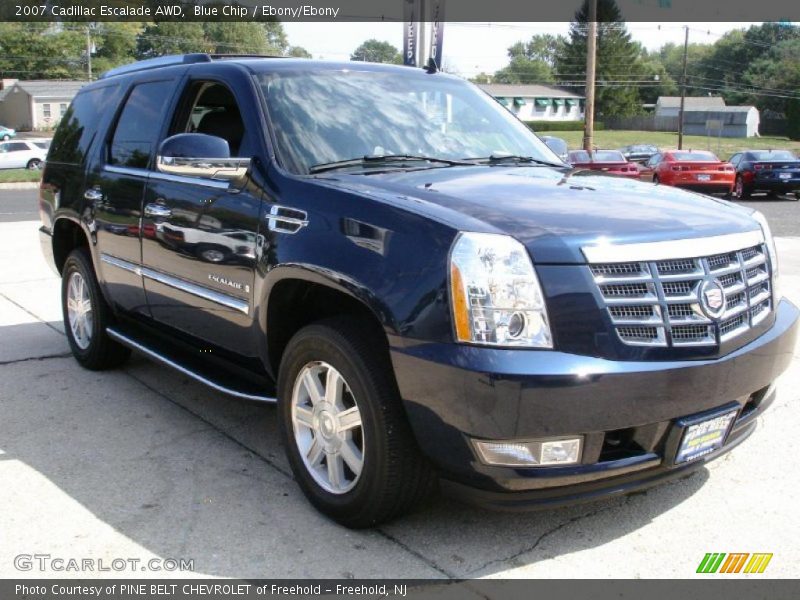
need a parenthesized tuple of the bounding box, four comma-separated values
(652, 175, 659, 184)
(2, 134, 10, 141)
(62, 249, 131, 370)
(278, 317, 435, 528)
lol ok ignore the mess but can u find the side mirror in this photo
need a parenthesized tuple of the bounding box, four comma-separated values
(156, 133, 250, 182)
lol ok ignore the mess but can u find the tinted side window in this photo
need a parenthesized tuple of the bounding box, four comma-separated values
(109, 80, 173, 169)
(49, 84, 118, 165)
(729, 154, 741, 167)
(4, 142, 29, 152)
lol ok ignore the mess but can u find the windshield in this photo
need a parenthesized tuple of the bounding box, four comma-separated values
(256, 69, 560, 174)
(672, 151, 718, 162)
(749, 150, 796, 161)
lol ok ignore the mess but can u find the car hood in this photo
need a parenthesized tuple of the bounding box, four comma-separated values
(318, 165, 760, 263)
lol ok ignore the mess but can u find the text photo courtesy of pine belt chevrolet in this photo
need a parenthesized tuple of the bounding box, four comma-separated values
(37, 55, 798, 528)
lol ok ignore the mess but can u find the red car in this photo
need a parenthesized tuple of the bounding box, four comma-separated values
(643, 150, 735, 194)
(567, 150, 640, 178)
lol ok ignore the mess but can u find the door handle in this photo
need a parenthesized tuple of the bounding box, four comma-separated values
(84, 188, 103, 202)
(144, 203, 172, 219)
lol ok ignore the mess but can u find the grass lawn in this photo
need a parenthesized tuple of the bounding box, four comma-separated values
(0, 169, 41, 183)
(545, 130, 800, 159)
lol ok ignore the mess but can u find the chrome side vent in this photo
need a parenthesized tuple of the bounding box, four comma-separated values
(267, 205, 308, 234)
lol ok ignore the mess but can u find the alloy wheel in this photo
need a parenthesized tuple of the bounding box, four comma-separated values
(290, 361, 364, 494)
(66, 271, 93, 350)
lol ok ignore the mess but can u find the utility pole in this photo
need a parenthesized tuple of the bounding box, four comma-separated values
(677, 25, 689, 150)
(583, 0, 597, 152)
(86, 26, 92, 81)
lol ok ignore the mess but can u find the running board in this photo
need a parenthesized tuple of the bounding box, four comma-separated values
(107, 327, 277, 403)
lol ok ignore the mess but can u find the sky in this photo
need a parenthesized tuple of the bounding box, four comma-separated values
(283, 22, 761, 77)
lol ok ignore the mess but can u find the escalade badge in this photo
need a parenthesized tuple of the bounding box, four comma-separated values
(701, 279, 726, 319)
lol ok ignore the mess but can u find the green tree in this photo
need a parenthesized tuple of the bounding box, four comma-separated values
(0, 23, 85, 79)
(136, 22, 209, 59)
(91, 23, 144, 75)
(555, 0, 644, 117)
(287, 46, 312, 58)
(469, 72, 493, 84)
(350, 39, 402, 64)
(492, 36, 564, 84)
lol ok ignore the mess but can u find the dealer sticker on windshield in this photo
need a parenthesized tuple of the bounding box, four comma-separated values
(676, 410, 738, 464)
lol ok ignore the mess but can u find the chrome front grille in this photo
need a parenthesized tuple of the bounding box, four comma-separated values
(589, 243, 772, 347)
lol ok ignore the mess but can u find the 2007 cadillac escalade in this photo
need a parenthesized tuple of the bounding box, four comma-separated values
(38, 55, 798, 527)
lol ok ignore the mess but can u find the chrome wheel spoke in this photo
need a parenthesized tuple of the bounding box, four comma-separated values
(339, 440, 363, 476)
(337, 406, 362, 432)
(306, 437, 324, 467)
(66, 271, 92, 350)
(294, 406, 315, 429)
(327, 453, 345, 489)
(325, 368, 344, 408)
(302, 370, 325, 405)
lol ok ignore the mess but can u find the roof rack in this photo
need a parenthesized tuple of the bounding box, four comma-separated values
(99, 54, 286, 80)
(99, 54, 212, 80)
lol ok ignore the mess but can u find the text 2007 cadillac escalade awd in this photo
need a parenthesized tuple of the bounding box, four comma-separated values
(38, 56, 798, 527)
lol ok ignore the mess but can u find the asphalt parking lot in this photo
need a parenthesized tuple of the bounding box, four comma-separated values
(1, 188, 799, 579)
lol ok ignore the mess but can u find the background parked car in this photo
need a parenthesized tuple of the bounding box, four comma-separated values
(619, 144, 660, 164)
(644, 150, 734, 195)
(541, 135, 569, 162)
(567, 149, 639, 178)
(0, 140, 46, 170)
(0, 125, 16, 141)
(729, 149, 800, 200)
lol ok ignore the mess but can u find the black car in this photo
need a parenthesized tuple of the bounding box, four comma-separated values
(540, 135, 569, 162)
(729, 150, 800, 200)
(38, 55, 798, 527)
(619, 144, 660, 163)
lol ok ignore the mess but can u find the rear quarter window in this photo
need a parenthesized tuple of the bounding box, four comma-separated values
(49, 84, 119, 165)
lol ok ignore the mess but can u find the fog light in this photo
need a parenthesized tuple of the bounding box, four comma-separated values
(473, 437, 583, 467)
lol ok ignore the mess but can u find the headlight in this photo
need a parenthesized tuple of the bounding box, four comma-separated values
(449, 232, 552, 347)
(752, 211, 781, 303)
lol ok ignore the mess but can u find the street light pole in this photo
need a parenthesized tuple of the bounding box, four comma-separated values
(583, 0, 597, 152)
(86, 26, 92, 81)
(677, 25, 689, 150)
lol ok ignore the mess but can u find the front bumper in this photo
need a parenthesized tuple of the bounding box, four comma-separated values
(391, 299, 798, 507)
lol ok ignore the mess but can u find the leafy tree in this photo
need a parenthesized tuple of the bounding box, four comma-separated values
(91, 23, 144, 75)
(350, 39, 402, 64)
(469, 72, 493, 84)
(0, 23, 85, 79)
(555, 0, 643, 116)
(287, 46, 312, 58)
(136, 22, 208, 59)
(492, 36, 564, 84)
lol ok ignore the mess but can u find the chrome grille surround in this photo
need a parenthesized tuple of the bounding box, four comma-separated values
(584, 231, 772, 347)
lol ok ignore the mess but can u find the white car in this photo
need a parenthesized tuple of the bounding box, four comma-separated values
(0, 140, 47, 170)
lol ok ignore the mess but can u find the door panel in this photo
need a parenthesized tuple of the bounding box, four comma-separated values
(141, 175, 262, 355)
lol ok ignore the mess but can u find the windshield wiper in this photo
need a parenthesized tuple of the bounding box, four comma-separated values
(465, 153, 565, 168)
(308, 154, 475, 174)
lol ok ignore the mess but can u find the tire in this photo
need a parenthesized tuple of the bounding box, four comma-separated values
(794, 192, 800, 201)
(652, 175, 659, 184)
(277, 317, 435, 528)
(26, 158, 42, 170)
(2, 134, 9, 141)
(733, 175, 751, 200)
(62, 248, 131, 370)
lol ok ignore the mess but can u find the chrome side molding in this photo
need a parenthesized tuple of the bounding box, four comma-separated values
(106, 327, 276, 404)
(100, 253, 250, 315)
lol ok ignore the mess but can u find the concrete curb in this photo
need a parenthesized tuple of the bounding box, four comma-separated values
(0, 182, 39, 190)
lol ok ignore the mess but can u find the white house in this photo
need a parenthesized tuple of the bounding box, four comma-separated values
(478, 84, 584, 122)
(0, 80, 87, 131)
(682, 106, 761, 138)
(655, 95, 726, 117)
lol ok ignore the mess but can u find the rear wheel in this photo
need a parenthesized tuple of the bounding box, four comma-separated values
(652, 175, 659, 184)
(733, 175, 751, 200)
(62, 249, 131, 370)
(2, 134, 10, 141)
(26, 158, 42, 170)
(278, 317, 435, 528)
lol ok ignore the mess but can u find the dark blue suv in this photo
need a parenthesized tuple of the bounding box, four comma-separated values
(38, 55, 798, 527)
